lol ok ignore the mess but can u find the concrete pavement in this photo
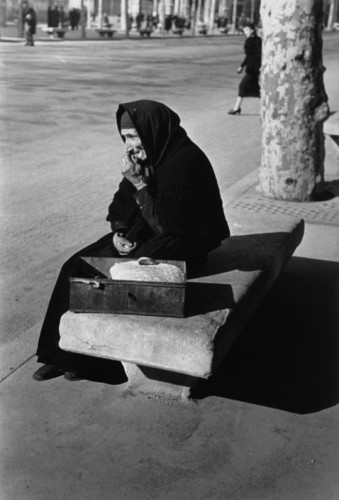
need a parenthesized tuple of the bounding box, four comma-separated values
(1, 35, 339, 500)
(1, 162, 339, 500)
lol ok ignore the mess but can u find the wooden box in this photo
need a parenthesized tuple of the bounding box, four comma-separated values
(69, 257, 186, 317)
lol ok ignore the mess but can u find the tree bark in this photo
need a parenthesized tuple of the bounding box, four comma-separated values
(259, 0, 329, 201)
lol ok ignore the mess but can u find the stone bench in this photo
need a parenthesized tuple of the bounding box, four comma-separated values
(96, 28, 116, 38)
(219, 27, 229, 34)
(172, 28, 184, 36)
(139, 27, 153, 37)
(59, 212, 304, 399)
(42, 27, 68, 38)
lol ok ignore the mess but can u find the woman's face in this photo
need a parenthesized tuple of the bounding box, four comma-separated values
(121, 128, 147, 163)
(243, 27, 254, 38)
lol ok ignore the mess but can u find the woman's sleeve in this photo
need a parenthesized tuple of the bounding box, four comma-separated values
(106, 179, 155, 244)
(106, 178, 137, 234)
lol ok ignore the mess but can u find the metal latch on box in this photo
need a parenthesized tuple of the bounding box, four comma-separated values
(76, 278, 104, 289)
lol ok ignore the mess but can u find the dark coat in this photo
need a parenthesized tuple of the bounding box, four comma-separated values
(48, 6, 60, 28)
(239, 34, 262, 98)
(241, 33, 262, 75)
(107, 100, 230, 255)
(24, 7, 37, 34)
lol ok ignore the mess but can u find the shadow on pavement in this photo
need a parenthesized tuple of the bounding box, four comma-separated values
(192, 256, 339, 414)
(83, 358, 128, 384)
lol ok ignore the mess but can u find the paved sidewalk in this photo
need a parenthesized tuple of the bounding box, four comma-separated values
(1, 33, 338, 500)
(1, 163, 339, 499)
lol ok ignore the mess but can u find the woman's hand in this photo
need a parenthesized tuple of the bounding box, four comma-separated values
(121, 153, 147, 190)
(113, 232, 137, 255)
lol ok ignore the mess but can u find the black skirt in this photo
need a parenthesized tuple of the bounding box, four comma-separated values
(238, 73, 260, 98)
(36, 232, 207, 375)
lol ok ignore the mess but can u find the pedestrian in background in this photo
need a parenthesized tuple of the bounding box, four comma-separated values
(102, 13, 111, 28)
(22, 1, 37, 46)
(228, 23, 262, 115)
(59, 6, 67, 28)
(69, 8, 80, 30)
(48, 4, 60, 28)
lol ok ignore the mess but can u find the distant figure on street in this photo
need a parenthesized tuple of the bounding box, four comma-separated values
(59, 6, 67, 28)
(102, 12, 111, 28)
(218, 15, 228, 33)
(32, 99, 230, 382)
(69, 8, 80, 30)
(22, 1, 37, 46)
(48, 5, 60, 28)
(164, 15, 172, 33)
(238, 13, 249, 33)
(228, 23, 262, 115)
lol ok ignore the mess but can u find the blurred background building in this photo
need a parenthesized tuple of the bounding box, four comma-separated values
(1, 0, 261, 28)
(0, 0, 338, 34)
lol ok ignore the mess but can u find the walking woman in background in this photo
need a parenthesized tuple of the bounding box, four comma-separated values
(228, 23, 262, 115)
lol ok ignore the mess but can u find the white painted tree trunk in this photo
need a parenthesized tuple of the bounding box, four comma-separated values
(121, 0, 129, 36)
(259, 0, 330, 201)
(230, 0, 238, 33)
(208, 0, 217, 33)
(98, 0, 102, 28)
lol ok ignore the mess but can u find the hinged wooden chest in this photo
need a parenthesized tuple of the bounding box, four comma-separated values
(69, 256, 186, 317)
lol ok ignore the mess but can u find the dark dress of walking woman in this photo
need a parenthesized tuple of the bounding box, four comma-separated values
(228, 23, 262, 115)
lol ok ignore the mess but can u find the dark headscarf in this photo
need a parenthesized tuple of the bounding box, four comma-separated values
(116, 100, 185, 168)
(120, 110, 135, 129)
(108, 100, 230, 250)
(244, 22, 256, 32)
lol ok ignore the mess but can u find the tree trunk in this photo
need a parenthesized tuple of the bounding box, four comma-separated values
(121, 0, 129, 37)
(18, 1, 24, 37)
(259, 0, 330, 201)
(158, 0, 165, 32)
(191, 0, 197, 34)
(0, 0, 7, 28)
(230, 0, 238, 33)
(81, 0, 87, 38)
(208, 0, 217, 33)
(98, 0, 102, 28)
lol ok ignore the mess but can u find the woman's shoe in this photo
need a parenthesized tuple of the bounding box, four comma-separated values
(32, 364, 63, 381)
(64, 371, 84, 381)
(228, 108, 241, 115)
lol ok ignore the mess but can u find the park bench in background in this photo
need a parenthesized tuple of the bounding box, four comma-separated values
(172, 27, 184, 35)
(41, 26, 68, 38)
(96, 28, 116, 38)
(198, 25, 208, 35)
(138, 27, 152, 37)
(59, 211, 304, 400)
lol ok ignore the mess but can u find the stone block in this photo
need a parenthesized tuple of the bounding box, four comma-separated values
(121, 362, 199, 400)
